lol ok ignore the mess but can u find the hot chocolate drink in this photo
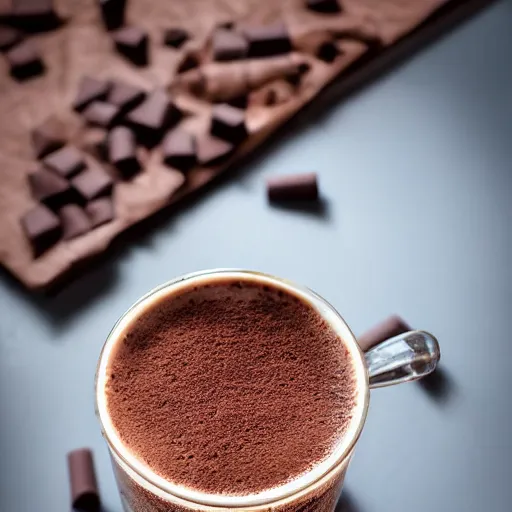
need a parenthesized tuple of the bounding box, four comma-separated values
(103, 273, 360, 499)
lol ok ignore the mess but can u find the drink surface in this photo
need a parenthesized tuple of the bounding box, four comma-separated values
(105, 275, 358, 496)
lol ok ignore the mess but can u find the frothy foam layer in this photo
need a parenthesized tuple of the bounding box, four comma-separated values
(105, 276, 358, 496)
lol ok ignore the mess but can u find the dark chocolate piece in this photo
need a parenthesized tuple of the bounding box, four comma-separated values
(107, 81, 145, 115)
(73, 76, 111, 112)
(210, 103, 247, 144)
(113, 26, 148, 67)
(108, 126, 141, 177)
(98, 0, 125, 31)
(162, 130, 196, 171)
(316, 41, 340, 62)
(267, 172, 319, 202)
(67, 448, 100, 512)
(43, 146, 85, 178)
(176, 51, 199, 73)
(358, 316, 412, 352)
(82, 101, 120, 128)
(6, 40, 44, 80)
(196, 134, 234, 166)
(243, 23, 291, 58)
(85, 197, 115, 228)
(59, 205, 91, 240)
(31, 116, 66, 159)
(21, 204, 61, 256)
(163, 27, 188, 48)
(10, 0, 60, 32)
(0, 25, 23, 52)
(28, 167, 75, 209)
(126, 90, 180, 147)
(306, 0, 341, 14)
(71, 167, 113, 201)
(212, 29, 248, 61)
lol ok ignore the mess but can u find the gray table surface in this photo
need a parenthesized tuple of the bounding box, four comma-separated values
(1, 2, 511, 511)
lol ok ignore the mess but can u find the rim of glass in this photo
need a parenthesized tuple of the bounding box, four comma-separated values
(95, 269, 370, 508)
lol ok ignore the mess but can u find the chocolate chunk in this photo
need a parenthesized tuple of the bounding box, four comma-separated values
(21, 204, 61, 256)
(6, 40, 44, 80)
(59, 205, 91, 240)
(210, 103, 247, 144)
(196, 134, 234, 166)
(0, 26, 23, 52)
(306, 0, 341, 13)
(10, 0, 60, 32)
(358, 316, 412, 352)
(107, 81, 145, 115)
(73, 76, 111, 112)
(177, 51, 199, 73)
(267, 172, 319, 202)
(164, 27, 188, 48)
(43, 146, 85, 178)
(243, 23, 291, 58)
(113, 26, 148, 67)
(126, 90, 181, 147)
(71, 167, 113, 201)
(28, 167, 74, 209)
(162, 130, 196, 171)
(67, 448, 100, 512)
(98, 0, 125, 31)
(316, 41, 340, 62)
(212, 29, 248, 61)
(82, 101, 120, 128)
(108, 126, 141, 177)
(86, 197, 115, 228)
(31, 116, 66, 159)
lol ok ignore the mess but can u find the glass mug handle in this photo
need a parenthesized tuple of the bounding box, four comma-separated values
(364, 330, 440, 389)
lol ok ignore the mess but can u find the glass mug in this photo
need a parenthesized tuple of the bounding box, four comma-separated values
(95, 269, 440, 512)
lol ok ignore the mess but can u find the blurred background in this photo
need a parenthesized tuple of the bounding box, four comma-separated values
(0, 0, 511, 511)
